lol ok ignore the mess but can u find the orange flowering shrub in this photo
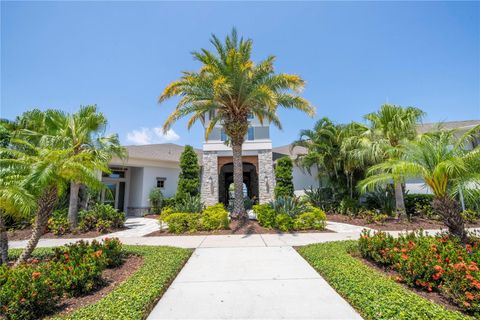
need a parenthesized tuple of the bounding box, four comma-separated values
(0, 238, 124, 320)
(359, 230, 480, 316)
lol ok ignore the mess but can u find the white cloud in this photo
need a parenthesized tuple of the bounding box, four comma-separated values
(126, 127, 180, 145)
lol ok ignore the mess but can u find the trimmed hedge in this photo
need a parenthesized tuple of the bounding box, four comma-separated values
(298, 241, 470, 320)
(7, 245, 192, 320)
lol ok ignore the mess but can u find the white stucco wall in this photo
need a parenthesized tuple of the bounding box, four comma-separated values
(128, 167, 144, 207)
(292, 165, 319, 195)
(140, 166, 181, 205)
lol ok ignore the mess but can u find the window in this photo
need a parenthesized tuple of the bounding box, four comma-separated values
(247, 127, 254, 141)
(247, 113, 254, 120)
(102, 168, 126, 178)
(221, 129, 227, 142)
(156, 177, 166, 188)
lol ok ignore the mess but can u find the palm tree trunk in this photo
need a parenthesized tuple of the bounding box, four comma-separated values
(79, 184, 89, 211)
(231, 142, 246, 220)
(394, 182, 406, 220)
(15, 186, 58, 266)
(68, 181, 81, 227)
(0, 212, 8, 265)
(433, 196, 467, 243)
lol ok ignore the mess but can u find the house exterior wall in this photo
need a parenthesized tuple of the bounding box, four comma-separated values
(292, 165, 319, 195)
(141, 166, 181, 202)
(128, 167, 144, 207)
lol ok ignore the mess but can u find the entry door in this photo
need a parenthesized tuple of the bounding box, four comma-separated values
(102, 181, 125, 211)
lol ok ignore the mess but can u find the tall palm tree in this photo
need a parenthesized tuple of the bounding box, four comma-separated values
(355, 104, 424, 219)
(359, 126, 480, 242)
(60, 106, 126, 227)
(159, 29, 315, 219)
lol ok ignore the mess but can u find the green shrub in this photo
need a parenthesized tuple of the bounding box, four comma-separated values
(202, 204, 229, 230)
(293, 208, 326, 230)
(359, 209, 388, 224)
(0, 238, 123, 320)
(274, 157, 294, 198)
(253, 204, 276, 228)
(148, 187, 164, 214)
(303, 186, 337, 212)
(0, 262, 63, 320)
(174, 194, 204, 213)
(78, 204, 125, 233)
(275, 214, 293, 232)
(47, 209, 70, 235)
(461, 209, 479, 223)
(162, 197, 176, 209)
(298, 241, 468, 320)
(358, 230, 480, 316)
(338, 197, 360, 216)
(163, 213, 201, 234)
(405, 193, 435, 218)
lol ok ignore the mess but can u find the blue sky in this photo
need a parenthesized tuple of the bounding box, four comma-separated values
(1, 1, 479, 148)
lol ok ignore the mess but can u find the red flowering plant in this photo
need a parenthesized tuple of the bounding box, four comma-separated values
(0, 262, 63, 320)
(358, 230, 480, 315)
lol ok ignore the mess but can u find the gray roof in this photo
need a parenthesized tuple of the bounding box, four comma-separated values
(272, 144, 307, 160)
(124, 143, 202, 163)
(417, 120, 480, 134)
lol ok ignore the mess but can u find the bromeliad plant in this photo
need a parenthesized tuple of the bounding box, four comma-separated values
(159, 28, 315, 220)
(360, 126, 480, 242)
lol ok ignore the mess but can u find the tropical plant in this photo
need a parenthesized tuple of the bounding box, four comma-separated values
(274, 156, 294, 198)
(360, 126, 480, 242)
(176, 145, 200, 201)
(269, 196, 307, 218)
(1, 136, 105, 265)
(9, 107, 126, 228)
(174, 194, 204, 213)
(159, 28, 314, 219)
(148, 187, 164, 214)
(352, 104, 425, 219)
(303, 186, 336, 212)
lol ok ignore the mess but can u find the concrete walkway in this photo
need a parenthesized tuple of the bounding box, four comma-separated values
(147, 246, 362, 319)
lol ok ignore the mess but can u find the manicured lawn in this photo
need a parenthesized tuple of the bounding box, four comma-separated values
(9, 245, 192, 320)
(297, 241, 471, 320)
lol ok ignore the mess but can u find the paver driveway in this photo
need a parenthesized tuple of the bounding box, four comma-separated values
(147, 246, 362, 319)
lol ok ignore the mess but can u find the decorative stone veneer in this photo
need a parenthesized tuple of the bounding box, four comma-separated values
(258, 149, 275, 204)
(201, 151, 219, 206)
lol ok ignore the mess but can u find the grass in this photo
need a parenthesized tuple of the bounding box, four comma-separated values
(297, 241, 471, 320)
(9, 245, 192, 320)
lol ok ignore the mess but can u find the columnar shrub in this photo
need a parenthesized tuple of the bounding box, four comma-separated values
(176, 145, 200, 201)
(274, 157, 294, 198)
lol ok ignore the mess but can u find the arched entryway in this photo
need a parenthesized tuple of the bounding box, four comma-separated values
(218, 162, 259, 206)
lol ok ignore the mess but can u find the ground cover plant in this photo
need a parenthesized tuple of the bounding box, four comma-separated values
(298, 241, 470, 320)
(1, 240, 192, 320)
(358, 230, 480, 316)
(253, 197, 326, 232)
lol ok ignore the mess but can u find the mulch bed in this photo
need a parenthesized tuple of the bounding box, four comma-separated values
(145, 220, 334, 237)
(143, 214, 160, 220)
(49, 254, 144, 318)
(328, 214, 480, 231)
(352, 252, 466, 315)
(7, 227, 127, 241)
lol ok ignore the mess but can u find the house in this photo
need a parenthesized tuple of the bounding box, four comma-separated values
(105, 115, 318, 216)
(104, 119, 479, 215)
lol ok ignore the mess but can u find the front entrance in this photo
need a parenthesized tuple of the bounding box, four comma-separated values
(218, 162, 259, 206)
(101, 167, 127, 212)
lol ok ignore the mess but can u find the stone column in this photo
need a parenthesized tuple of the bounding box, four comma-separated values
(258, 150, 275, 204)
(201, 151, 219, 206)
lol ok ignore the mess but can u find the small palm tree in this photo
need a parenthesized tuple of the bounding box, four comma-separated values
(13, 106, 126, 227)
(360, 126, 480, 242)
(159, 29, 314, 219)
(352, 104, 424, 219)
(1, 139, 105, 265)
